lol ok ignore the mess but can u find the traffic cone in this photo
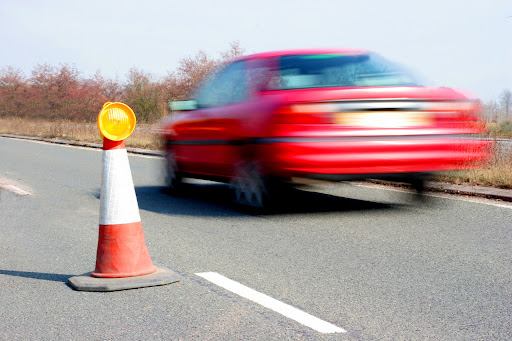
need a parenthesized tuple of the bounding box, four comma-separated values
(92, 138, 156, 277)
(69, 135, 180, 291)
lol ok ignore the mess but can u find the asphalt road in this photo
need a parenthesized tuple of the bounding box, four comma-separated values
(1, 137, 511, 340)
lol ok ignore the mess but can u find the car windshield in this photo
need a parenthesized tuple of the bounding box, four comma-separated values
(278, 53, 421, 89)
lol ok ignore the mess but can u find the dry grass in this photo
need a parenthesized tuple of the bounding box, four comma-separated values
(435, 142, 512, 189)
(1, 117, 511, 189)
(0, 117, 161, 149)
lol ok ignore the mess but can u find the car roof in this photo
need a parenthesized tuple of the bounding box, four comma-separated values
(235, 48, 370, 62)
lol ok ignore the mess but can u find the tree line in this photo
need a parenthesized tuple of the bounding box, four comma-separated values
(0, 42, 244, 123)
(0, 41, 511, 128)
(481, 89, 512, 135)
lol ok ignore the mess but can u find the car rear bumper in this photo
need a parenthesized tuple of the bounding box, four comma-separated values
(260, 135, 492, 178)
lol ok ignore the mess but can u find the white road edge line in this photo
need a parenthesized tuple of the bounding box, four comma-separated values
(351, 182, 512, 210)
(196, 272, 346, 334)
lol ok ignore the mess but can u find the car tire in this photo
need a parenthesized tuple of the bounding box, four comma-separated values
(165, 149, 182, 195)
(409, 176, 428, 202)
(231, 159, 271, 210)
(411, 178, 425, 194)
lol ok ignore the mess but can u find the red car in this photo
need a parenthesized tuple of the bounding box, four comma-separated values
(160, 49, 490, 208)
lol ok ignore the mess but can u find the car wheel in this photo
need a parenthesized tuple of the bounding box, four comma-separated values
(409, 176, 428, 202)
(165, 149, 182, 194)
(411, 178, 425, 194)
(231, 159, 270, 210)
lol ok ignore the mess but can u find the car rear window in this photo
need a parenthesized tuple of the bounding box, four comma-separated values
(277, 53, 420, 89)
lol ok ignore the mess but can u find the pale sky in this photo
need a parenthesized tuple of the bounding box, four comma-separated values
(1, 0, 510, 101)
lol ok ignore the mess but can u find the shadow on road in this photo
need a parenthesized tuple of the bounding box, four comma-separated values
(0, 269, 72, 283)
(134, 182, 400, 217)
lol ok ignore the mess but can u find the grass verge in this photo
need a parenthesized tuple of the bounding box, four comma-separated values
(434, 142, 512, 189)
(0, 117, 160, 149)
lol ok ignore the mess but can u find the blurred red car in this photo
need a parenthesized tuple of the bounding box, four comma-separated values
(160, 49, 490, 208)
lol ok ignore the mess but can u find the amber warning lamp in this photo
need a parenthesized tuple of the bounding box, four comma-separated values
(97, 102, 136, 141)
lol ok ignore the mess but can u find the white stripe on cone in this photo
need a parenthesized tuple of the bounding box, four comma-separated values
(99, 148, 141, 225)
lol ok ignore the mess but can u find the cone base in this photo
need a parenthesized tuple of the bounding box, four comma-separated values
(91, 265, 157, 278)
(68, 267, 180, 292)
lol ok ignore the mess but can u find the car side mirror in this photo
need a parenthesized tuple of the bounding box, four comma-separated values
(169, 100, 198, 112)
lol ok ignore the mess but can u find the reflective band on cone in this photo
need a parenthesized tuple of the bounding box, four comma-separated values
(91, 138, 156, 278)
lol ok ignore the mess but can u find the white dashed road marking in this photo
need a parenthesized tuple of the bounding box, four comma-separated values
(2, 184, 32, 196)
(196, 272, 346, 334)
(0, 178, 34, 196)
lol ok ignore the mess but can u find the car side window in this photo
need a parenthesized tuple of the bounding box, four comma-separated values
(247, 57, 280, 94)
(195, 61, 247, 108)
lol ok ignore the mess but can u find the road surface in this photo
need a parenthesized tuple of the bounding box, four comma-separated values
(1, 137, 511, 340)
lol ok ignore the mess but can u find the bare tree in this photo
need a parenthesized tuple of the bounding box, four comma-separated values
(0, 66, 27, 117)
(124, 68, 164, 122)
(483, 99, 500, 123)
(499, 89, 512, 121)
(220, 41, 246, 63)
(163, 41, 246, 103)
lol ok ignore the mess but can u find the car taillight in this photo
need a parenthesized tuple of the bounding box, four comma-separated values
(275, 103, 336, 124)
(274, 100, 483, 129)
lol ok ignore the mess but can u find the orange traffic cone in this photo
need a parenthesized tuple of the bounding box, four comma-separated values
(91, 138, 157, 277)
(69, 132, 180, 291)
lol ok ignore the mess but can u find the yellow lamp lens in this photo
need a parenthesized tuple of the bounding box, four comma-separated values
(97, 102, 136, 141)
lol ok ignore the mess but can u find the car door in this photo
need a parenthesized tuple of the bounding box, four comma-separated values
(174, 61, 249, 178)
